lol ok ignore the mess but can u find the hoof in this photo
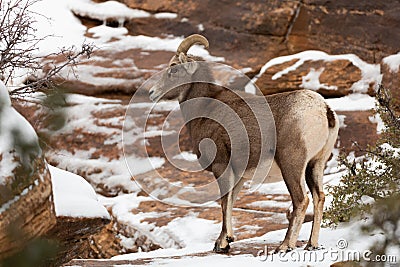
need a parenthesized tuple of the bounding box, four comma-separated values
(274, 245, 294, 254)
(305, 244, 322, 251)
(213, 243, 230, 254)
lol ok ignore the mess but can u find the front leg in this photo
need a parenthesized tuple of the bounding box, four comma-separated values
(213, 165, 238, 253)
(213, 192, 234, 253)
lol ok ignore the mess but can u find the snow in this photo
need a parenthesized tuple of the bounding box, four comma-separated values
(0, 183, 33, 214)
(243, 219, 390, 266)
(128, 101, 179, 111)
(97, 34, 224, 61)
(337, 115, 346, 128)
(110, 218, 393, 267)
(197, 23, 205, 31)
(369, 113, 385, 134)
(173, 151, 198, 162)
(383, 52, 400, 73)
(29, 0, 87, 55)
(154, 12, 178, 19)
(68, 0, 150, 23)
(88, 25, 128, 42)
(0, 81, 11, 106)
(251, 50, 380, 94)
(247, 200, 291, 209)
(325, 93, 376, 111)
(66, 93, 121, 104)
(48, 150, 163, 194)
(49, 164, 110, 219)
(256, 181, 289, 195)
(300, 67, 337, 91)
(0, 81, 40, 180)
(111, 208, 221, 260)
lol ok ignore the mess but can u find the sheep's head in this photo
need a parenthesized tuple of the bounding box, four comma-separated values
(149, 34, 209, 102)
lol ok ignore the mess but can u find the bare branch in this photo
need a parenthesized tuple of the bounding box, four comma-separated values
(0, 0, 94, 97)
(9, 44, 94, 96)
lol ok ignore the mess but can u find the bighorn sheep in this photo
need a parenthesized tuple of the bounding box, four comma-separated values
(149, 34, 339, 253)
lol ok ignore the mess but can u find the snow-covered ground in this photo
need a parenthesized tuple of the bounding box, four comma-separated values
(111, 218, 397, 267)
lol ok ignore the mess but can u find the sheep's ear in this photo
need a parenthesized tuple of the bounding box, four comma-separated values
(178, 53, 198, 74)
(183, 61, 198, 74)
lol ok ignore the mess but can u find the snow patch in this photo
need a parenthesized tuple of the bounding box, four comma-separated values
(68, 0, 150, 24)
(173, 151, 198, 162)
(0, 81, 40, 180)
(300, 67, 337, 91)
(98, 35, 224, 62)
(197, 23, 204, 31)
(154, 12, 178, 19)
(88, 25, 128, 42)
(382, 52, 400, 73)
(337, 114, 346, 128)
(325, 94, 376, 111)
(49, 165, 110, 219)
(247, 200, 291, 209)
(0, 183, 33, 214)
(256, 181, 290, 195)
(369, 113, 385, 134)
(29, 0, 87, 55)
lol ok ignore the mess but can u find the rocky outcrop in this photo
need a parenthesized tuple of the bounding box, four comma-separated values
(120, 0, 399, 69)
(0, 82, 110, 266)
(0, 81, 54, 258)
(40, 0, 400, 96)
(253, 53, 378, 97)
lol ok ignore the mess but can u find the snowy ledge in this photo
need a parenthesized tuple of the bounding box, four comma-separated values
(49, 165, 110, 220)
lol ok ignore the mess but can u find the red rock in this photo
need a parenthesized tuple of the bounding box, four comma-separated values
(381, 54, 400, 111)
(255, 58, 370, 97)
(336, 110, 379, 156)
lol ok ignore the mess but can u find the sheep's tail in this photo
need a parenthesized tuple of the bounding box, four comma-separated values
(326, 105, 336, 128)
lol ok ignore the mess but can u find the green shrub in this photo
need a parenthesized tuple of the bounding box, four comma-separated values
(323, 86, 400, 227)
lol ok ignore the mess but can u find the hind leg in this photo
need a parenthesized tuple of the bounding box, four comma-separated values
(275, 158, 309, 252)
(305, 152, 332, 250)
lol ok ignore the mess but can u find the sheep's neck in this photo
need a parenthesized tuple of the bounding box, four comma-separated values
(179, 82, 223, 137)
(182, 82, 222, 102)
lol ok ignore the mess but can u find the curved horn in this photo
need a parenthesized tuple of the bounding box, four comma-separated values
(176, 34, 209, 55)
